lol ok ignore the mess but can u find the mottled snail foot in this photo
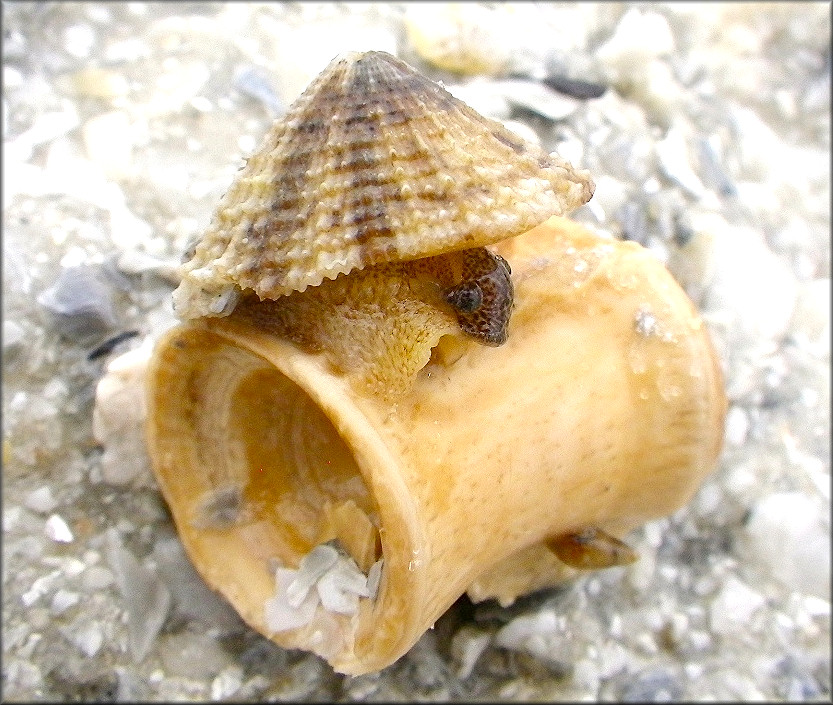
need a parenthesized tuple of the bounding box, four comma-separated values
(545, 527, 639, 570)
(229, 262, 460, 400)
(442, 248, 513, 346)
(229, 246, 515, 396)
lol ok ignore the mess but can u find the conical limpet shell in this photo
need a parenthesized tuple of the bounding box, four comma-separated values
(173, 50, 594, 321)
(146, 216, 727, 674)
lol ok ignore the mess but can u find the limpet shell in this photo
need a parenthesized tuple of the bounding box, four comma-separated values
(173, 50, 594, 319)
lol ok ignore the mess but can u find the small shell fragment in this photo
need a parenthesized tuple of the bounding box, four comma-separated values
(545, 527, 638, 570)
(45, 514, 74, 543)
(286, 544, 339, 607)
(174, 50, 594, 319)
(265, 567, 319, 633)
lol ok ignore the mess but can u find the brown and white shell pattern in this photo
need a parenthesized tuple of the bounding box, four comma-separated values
(173, 50, 594, 320)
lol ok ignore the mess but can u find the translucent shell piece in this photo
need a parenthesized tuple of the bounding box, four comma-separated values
(545, 527, 639, 570)
(173, 50, 594, 319)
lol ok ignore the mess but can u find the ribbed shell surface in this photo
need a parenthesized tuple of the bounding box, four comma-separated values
(175, 51, 594, 315)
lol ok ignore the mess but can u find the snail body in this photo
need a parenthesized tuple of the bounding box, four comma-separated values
(441, 249, 513, 346)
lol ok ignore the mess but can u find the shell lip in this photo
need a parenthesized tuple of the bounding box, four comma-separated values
(207, 317, 430, 672)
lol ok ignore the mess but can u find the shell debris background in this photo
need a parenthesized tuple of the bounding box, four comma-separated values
(2, 2, 829, 701)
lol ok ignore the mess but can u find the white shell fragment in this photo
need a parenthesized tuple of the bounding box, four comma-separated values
(24, 487, 58, 514)
(92, 340, 154, 486)
(366, 559, 383, 600)
(316, 557, 370, 615)
(44, 514, 74, 543)
(264, 543, 381, 633)
(265, 567, 319, 633)
(285, 544, 339, 608)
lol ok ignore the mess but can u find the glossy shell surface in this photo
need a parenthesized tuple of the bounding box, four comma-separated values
(173, 50, 594, 319)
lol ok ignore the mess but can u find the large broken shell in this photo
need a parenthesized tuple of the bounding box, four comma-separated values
(146, 216, 727, 675)
(173, 50, 593, 320)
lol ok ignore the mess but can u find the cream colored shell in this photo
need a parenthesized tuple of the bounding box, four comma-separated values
(146, 217, 727, 674)
(173, 51, 594, 319)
